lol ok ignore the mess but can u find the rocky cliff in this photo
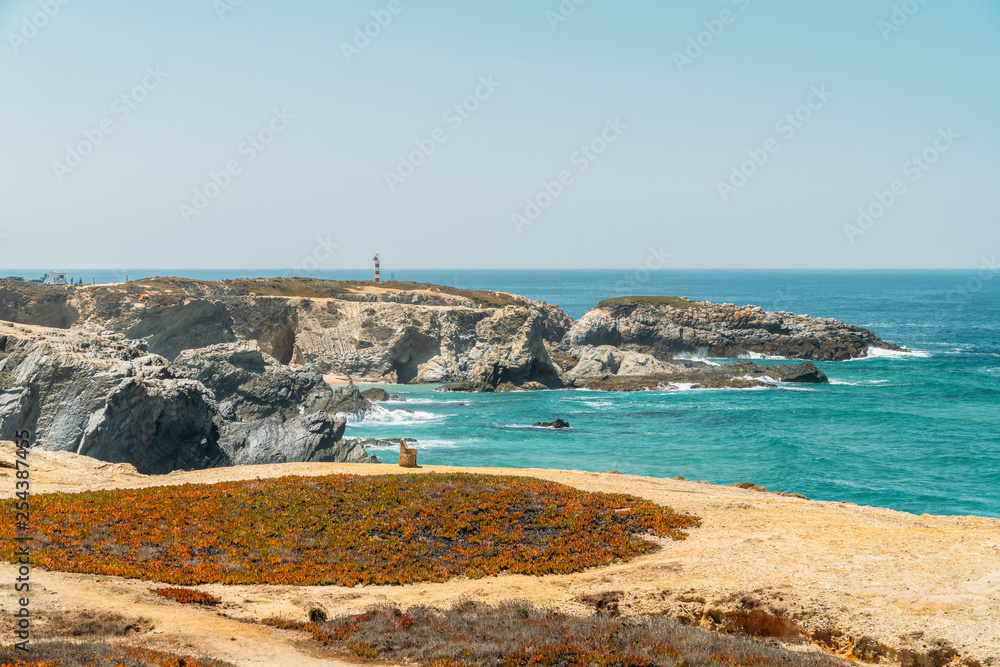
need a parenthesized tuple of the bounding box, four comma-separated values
(0, 327, 376, 473)
(1, 278, 571, 392)
(0, 329, 226, 473)
(564, 296, 904, 362)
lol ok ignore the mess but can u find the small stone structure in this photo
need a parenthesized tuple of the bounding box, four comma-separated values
(398, 439, 417, 468)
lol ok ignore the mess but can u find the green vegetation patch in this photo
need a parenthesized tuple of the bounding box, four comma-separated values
(2, 474, 698, 587)
(597, 296, 704, 310)
(264, 601, 845, 667)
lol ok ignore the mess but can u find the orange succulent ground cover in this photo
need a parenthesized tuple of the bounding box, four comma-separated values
(1, 473, 698, 587)
(153, 588, 221, 605)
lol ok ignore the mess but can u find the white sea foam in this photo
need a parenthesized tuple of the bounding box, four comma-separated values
(665, 381, 775, 392)
(345, 404, 449, 425)
(366, 439, 458, 450)
(828, 379, 891, 386)
(668, 382, 700, 391)
(673, 349, 722, 366)
(739, 351, 789, 361)
(862, 346, 932, 359)
(392, 398, 468, 406)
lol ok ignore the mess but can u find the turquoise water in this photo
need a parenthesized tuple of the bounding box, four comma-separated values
(28, 269, 1000, 517)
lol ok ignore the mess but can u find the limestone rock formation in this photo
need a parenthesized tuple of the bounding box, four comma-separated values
(567, 345, 670, 378)
(4, 278, 573, 391)
(117, 299, 238, 361)
(565, 297, 905, 362)
(0, 280, 902, 398)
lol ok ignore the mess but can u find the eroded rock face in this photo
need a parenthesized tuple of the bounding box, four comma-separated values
(0, 330, 377, 473)
(566, 300, 904, 362)
(568, 345, 671, 378)
(0, 332, 227, 474)
(219, 412, 376, 466)
(242, 298, 566, 391)
(45, 280, 574, 391)
(469, 307, 563, 389)
(174, 341, 360, 421)
(0, 283, 78, 329)
(119, 299, 238, 361)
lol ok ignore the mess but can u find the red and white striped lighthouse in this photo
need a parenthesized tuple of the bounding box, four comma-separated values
(373, 253, 381, 283)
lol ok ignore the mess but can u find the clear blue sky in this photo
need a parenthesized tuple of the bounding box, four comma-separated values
(1, 0, 997, 270)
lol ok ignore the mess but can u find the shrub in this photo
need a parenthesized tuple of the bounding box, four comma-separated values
(154, 587, 221, 606)
(41, 610, 153, 637)
(263, 602, 846, 667)
(2, 473, 698, 586)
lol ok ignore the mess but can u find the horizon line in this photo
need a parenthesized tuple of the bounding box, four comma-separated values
(2, 267, 989, 273)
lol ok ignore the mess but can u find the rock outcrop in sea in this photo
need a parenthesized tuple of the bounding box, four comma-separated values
(565, 296, 902, 362)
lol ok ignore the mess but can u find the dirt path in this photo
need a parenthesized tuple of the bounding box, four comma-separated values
(2, 444, 998, 666)
(5, 568, 357, 666)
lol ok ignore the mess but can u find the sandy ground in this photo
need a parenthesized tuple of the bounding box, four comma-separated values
(321, 374, 381, 387)
(1, 444, 997, 666)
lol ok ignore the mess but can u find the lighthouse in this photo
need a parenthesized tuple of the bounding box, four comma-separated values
(373, 253, 381, 283)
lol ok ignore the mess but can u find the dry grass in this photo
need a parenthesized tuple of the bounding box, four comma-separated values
(263, 601, 845, 667)
(597, 296, 703, 310)
(39, 610, 153, 638)
(1, 607, 230, 667)
(104, 276, 528, 309)
(2, 473, 698, 586)
(0, 643, 234, 667)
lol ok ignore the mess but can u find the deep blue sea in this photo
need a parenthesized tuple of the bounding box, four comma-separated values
(25, 269, 1000, 518)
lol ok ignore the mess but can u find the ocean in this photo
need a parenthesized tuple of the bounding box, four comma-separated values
(25, 269, 1000, 518)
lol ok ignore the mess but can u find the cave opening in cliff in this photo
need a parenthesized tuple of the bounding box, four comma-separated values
(391, 331, 441, 384)
(269, 323, 297, 366)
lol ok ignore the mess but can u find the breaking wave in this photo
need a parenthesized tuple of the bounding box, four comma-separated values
(859, 347, 932, 360)
(345, 404, 449, 425)
(365, 439, 458, 450)
(673, 349, 722, 366)
(739, 351, 789, 361)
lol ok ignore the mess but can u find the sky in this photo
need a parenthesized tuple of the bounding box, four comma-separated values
(0, 0, 998, 271)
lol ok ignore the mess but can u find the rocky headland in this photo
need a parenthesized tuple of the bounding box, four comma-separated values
(566, 296, 903, 362)
(0, 277, 911, 472)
